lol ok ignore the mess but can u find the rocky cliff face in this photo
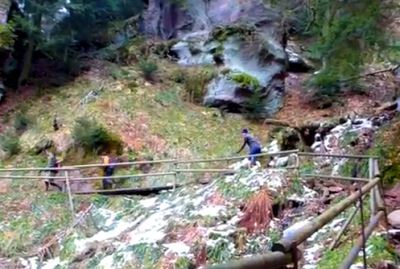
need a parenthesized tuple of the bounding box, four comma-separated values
(0, 0, 10, 24)
(143, 0, 288, 117)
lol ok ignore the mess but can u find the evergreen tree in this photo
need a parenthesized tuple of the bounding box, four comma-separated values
(308, 0, 386, 91)
(9, 0, 145, 84)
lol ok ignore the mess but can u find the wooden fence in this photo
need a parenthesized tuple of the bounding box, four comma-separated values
(0, 150, 386, 269)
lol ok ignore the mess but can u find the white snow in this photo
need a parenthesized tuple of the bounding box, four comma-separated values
(42, 257, 67, 269)
(128, 211, 169, 245)
(74, 219, 132, 252)
(139, 197, 158, 208)
(196, 205, 226, 217)
(164, 242, 191, 256)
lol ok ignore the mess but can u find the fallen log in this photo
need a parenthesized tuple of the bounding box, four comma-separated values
(74, 185, 180, 196)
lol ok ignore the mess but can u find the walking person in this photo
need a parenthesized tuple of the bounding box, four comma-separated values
(101, 155, 115, 190)
(237, 128, 263, 168)
(44, 150, 62, 191)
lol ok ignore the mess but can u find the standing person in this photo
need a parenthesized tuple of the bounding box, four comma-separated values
(237, 128, 262, 168)
(101, 155, 115, 190)
(44, 150, 62, 191)
(53, 115, 59, 131)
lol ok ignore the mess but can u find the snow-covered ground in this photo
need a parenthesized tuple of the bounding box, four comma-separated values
(19, 116, 389, 269)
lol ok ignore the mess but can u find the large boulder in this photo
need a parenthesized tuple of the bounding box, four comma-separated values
(286, 41, 314, 73)
(0, 0, 11, 24)
(388, 210, 400, 228)
(142, 0, 194, 39)
(143, 0, 287, 117)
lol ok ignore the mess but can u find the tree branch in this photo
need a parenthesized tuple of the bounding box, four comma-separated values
(340, 64, 400, 83)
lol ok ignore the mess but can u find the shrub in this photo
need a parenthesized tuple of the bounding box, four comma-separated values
(183, 66, 216, 103)
(243, 90, 268, 120)
(0, 24, 15, 49)
(72, 117, 122, 154)
(0, 132, 21, 157)
(171, 68, 186, 83)
(155, 88, 181, 107)
(13, 113, 31, 133)
(139, 59, 158, 81)
(228, 72, 260, 90)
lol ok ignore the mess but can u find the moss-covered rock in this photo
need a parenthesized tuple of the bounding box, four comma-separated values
(228, 72, 260, 90)
(211, 25, 256, 43)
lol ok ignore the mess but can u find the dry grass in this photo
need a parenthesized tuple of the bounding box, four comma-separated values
(238, 187, 273, 234)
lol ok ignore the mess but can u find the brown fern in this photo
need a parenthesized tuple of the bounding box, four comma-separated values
(238, 188, 273, 234)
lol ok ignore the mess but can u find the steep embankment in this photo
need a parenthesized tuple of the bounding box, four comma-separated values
(0, 0, 399, 268)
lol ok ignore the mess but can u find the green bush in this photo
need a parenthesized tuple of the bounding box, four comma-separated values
(13, 113, 31, 133)
(0, 24, 15, 49)
(0, 132, 21, 157)
(183, 66, 216, 103)
(72, 117, 122, 154)
(139, 59, 158, 81)
(171, 68, 186, 83)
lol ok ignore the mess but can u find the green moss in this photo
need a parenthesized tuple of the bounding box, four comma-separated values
(175, 257, 192, 269)
(228, 72, 260, 90)
(207, 238, 233, 264)
(367, 235, 396, 264)
(317, 242, 353, 269)
(127, 243, 163, 266)
(212, 25, 255, 43)
(366, 119, 400, 186)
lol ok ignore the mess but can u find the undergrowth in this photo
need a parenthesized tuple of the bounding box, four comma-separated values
(0, 132, 21, 157)
(72, 117, 123, 154)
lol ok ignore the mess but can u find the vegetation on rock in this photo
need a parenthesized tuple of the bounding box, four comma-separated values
(0, 131, 20, 157)
(211, 25, 256, 43)
(72, 117, 122, 155)
(228, 72, 261, 91)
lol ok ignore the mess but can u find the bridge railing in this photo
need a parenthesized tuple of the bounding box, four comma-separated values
(0, 151, 386, 269)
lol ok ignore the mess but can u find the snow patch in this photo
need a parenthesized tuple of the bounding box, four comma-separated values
(164, 242, 191, 256)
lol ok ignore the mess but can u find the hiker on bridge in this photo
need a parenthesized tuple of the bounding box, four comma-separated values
(237, 128, 262, 168)
(43, 150, 62, 191)
(101, 155, 115, 190)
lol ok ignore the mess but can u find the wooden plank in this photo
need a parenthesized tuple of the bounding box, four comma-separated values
(298, 152, 378, 159)
(302, 174, 370, 182)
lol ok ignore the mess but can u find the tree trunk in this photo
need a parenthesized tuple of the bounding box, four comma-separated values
(17, 36, 34, 88)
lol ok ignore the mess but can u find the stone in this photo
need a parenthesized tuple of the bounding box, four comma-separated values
(388, 210, 400, 228)
(33, 138, 54, 154)
(328, 186, 343, 193)
(52, 130, 74, 153)
(144, 0, 287, 116)
(0, 0, 11, 25)
(286, 41, 314, 73)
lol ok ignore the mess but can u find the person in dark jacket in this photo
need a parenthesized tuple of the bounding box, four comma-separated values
(237, 128, 262, 167)
(44, 150, 62, 191)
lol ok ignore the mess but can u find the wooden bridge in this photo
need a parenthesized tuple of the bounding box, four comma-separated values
(0, 150, 388, 269)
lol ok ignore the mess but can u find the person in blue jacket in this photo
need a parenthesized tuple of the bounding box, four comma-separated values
(237, 128, 262, 167)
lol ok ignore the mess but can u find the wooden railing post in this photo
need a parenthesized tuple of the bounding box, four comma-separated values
(373, 158, 384, 209)
(173, 160, 178, 190)
(369, 157, 377, 219)
(64, 170, 75, 217)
